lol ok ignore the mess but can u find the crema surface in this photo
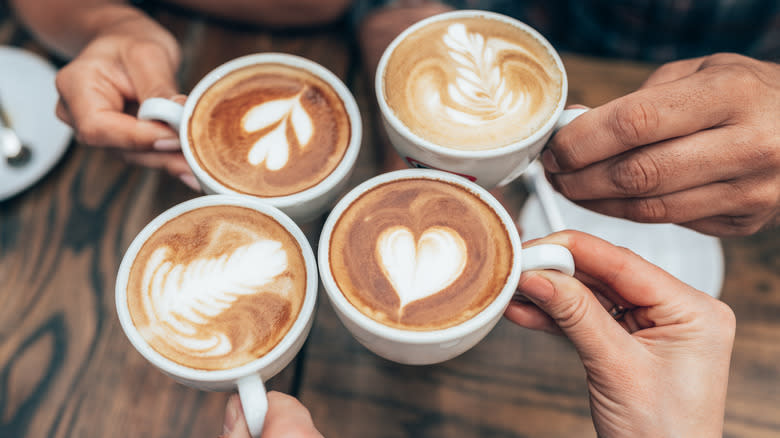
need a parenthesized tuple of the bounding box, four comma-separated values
(383, 17, 562, 150)
(190, 63, 350, 197)
(329, 179, 513, 330)
(127, 206, 306, 370)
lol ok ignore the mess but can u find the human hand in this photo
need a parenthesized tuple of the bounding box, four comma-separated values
(54, 10, 199, 188)
(221, 392, 323, 438)
(544, 53, 780, 236)
(506, 230, 735, 438)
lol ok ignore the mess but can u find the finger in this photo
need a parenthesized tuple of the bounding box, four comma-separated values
(544, 70, 735, 173)
(264, 391, 322, 438)
(504, 300, 562, 335)
(120, 150, 194, 178)
(549, 127, 746, 200)
(57, 69, 176, 150)
(526, 231, 701, 308)
(680, 212, 777, 237)
(55, 99, 74, 126)
(223, 394, 250, 438)
(639, 57, 706, 88)
(575, 175, 776, 226)
(120, 40, 179, 102)
(517, 270, 632, 358)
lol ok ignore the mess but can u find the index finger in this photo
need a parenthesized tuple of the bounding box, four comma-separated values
(524, 230, 699, 308)
(544, 70, 734, 172)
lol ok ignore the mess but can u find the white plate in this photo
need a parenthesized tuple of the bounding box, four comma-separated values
(0, 46, 72, 201)
(519, 191, 725, 298)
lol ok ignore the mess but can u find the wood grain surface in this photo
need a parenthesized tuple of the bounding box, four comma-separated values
(1, 2, 778, 438)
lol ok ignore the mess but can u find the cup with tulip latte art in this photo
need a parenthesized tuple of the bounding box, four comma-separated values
(377, 10, 587, 189)
(115, 195, 318, 437)
(138, 54, 362, 223)
(319, 169, 575, 365)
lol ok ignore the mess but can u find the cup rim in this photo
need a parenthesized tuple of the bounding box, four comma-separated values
(317, 169, 524, 344)
(375, 9, 569, 159)
(179, 53, 362, 207)
(115, 194, 318, 382)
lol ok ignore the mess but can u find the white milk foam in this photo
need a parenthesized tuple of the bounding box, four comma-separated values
(376, 226, 467, 308)
(139, 239, 289, 357)
(242, 92, 314, 170)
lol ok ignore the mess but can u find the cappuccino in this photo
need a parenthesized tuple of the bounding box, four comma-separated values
(189, 63, 351, 197)
(126, 205, 307, 370)
(328, 178, 513, 330)
(383, 16, 562, 150)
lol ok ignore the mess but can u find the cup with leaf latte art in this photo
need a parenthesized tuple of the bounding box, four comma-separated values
(377, 11, 579, 189)
(116, 195, 318, 437)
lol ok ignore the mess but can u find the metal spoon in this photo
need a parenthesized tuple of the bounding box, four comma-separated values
(0, 98, 32, 167)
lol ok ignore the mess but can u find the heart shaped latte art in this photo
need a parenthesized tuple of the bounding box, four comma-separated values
(376, 226, 467, 309)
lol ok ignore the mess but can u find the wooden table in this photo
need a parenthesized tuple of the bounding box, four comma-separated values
(1, 4, 778, 437)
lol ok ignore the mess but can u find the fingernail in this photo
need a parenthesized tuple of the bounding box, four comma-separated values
(223, 395, 240, 435)
(179, 174, 201, 191)
(541, 149, 560, 173)
(153, 138, 181, 151)
(565, 104, 590, 110)
(517, 273, 555, 304)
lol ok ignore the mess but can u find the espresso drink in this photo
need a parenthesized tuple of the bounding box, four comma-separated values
(383, 16, 562, 150)
(189, 63, 351, 197)
(329, 178, 513, 330)
(127, 205, 307, 370)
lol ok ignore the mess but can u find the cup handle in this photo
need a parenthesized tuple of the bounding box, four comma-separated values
(521, 243, 575, 276)
(553, 107, 588, 134)
(237, 374, 268, 438)
(137, 97, 184, 132)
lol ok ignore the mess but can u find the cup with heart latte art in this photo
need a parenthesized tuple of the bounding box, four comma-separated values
(319, 169, 575, 365)
(377, 10, 586, 189)
(138, 53, 361, 223)
(116, 195, 318, 437)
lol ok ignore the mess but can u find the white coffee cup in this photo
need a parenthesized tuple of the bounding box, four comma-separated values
(318, 169, 574, 365)
(376, 10, 586, 189)
(138, 53, 362, 223)
(115, 195, 318, 437)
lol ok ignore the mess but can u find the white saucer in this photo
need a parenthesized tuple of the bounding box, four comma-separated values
(0, 46, 72, 201)
(519, 192, 725, 298)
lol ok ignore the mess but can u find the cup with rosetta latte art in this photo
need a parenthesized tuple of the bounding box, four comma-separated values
(115, 195, 318, 437)
(138, 53, 362, 223)
(318, 169, 575, 364)
(376, 10, 585, 189)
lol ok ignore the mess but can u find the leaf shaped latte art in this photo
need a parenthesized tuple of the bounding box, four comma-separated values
(242, 92, 314, 171)
(139, 240, 288, 357)
(438, 23, 526, 125)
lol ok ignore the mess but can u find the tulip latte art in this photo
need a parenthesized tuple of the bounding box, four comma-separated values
(329, 178, 513, 330)
(383, 17, 562, 150)
(189, 63, 350, 197)
(127, 206, 306, 370)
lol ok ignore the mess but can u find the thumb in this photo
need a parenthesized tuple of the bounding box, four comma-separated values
(223, 394, 250, 438)
(517, 270, 631, 359)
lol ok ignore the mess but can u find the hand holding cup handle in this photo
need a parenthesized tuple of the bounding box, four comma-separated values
(138, 97, 185, 131)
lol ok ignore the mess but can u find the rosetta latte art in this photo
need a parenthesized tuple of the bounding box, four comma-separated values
(138, 240, 288, 359)
(384, 17, 562, 150)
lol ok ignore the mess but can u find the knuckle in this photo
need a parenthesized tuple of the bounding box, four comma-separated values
(75, 121, 102, 146)
(722, 215, 763, 236)
(548, 130, 587, 170)
(624, 197, 669, 222)
(609, 153, 661, 196)
(123, 39, 167, 62)
(552, 293, 591, 331)
(610, 101, 659, 146)
(710, 300, 737, 337)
